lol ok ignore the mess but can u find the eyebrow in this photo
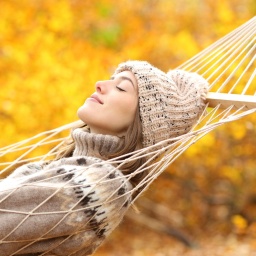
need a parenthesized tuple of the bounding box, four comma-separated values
(111, 75, 135, 89)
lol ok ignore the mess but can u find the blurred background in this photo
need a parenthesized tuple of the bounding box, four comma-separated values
(0, 0, 255, 255)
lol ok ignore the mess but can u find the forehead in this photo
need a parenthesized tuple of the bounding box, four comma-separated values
(115, 70, 138, 88)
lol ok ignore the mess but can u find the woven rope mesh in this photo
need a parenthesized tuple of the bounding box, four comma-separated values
(0, 17, 255, 255)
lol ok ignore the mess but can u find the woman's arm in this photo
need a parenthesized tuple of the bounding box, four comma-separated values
(0, 156, 132, 256)
(6, 161, 47, 178)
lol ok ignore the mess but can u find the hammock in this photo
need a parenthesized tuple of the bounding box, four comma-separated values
(0, 16, 255, 255)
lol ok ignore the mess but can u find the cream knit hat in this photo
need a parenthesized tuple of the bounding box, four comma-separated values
(114, 60, 208, 148)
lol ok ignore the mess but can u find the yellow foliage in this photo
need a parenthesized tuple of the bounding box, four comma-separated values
(229, 122, 247, 140)
(232, 214, 248, 231)
(222, 166, 242, 185)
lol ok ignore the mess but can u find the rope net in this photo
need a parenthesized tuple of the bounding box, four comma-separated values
(0, 17, 255, 255)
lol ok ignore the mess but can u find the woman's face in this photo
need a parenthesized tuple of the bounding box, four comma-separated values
(77, 70, 138, 136)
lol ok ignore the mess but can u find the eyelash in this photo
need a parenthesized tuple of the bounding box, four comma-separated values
(116, 86, 126, 92)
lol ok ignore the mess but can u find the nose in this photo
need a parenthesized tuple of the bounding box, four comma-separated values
(95, 80, 111, 94)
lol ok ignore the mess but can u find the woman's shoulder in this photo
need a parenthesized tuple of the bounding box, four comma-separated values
(47, 155, 133, 234)
(47, 155, 133, 190)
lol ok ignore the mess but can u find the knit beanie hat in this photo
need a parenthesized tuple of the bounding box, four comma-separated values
(114, 60, 208, 148)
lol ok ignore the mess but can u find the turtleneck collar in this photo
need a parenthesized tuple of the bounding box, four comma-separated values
(72, 128, 124, 160)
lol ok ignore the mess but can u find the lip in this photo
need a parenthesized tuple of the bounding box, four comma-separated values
(89, 94, 103, 104)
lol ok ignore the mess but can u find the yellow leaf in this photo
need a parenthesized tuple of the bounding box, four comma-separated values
(232, 214, 248, 230)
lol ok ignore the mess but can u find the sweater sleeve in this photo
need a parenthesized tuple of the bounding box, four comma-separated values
(6, 161, 47, 178)
(0, 156, 132, 256)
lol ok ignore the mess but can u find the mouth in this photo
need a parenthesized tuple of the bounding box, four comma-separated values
(89, 94, 103, 104)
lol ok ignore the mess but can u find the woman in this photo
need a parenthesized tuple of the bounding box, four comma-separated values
(0, 60, 208, 255)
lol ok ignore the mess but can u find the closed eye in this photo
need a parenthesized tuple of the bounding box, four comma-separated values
(116, 86, 126, 92)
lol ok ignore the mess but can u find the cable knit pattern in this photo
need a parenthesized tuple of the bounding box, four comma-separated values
(72, 128, 123, 158)
(0, 129, 132, 256)
(114, 61, 209, 148)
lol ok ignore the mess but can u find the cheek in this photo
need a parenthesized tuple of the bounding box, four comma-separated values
(116, 97, 138, 121)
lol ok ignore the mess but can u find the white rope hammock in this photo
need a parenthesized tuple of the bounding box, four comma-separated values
(0, 16, 255, 255)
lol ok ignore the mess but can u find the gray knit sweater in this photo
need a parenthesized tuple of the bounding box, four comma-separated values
(0, 128, 132, 255)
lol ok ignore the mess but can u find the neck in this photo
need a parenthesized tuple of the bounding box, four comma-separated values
(72, 128, 124, 159)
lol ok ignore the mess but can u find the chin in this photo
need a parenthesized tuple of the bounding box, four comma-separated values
(77, 107, 88, 123)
